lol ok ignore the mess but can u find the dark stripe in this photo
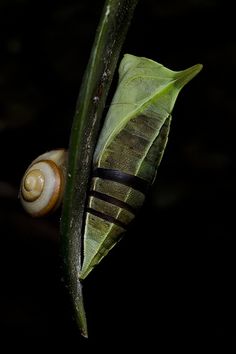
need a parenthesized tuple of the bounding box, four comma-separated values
(89, 190, 137, 215)
(86, 208, 127, 230)
(93, 168, 149, 195)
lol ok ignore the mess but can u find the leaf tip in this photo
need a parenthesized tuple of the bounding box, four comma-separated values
(176, 63, 203, 89)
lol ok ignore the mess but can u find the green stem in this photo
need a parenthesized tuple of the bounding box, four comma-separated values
(60, 0, 139, 338)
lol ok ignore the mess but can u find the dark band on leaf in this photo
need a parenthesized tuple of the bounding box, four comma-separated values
(93, 168, 149, 195)
(89, 190, 137, 215)
(86, 207, 127, 230)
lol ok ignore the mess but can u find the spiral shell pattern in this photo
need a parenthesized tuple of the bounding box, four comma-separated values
(20, 149, 67, 217)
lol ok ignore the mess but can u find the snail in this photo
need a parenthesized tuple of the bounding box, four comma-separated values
(19, 149, 67, 217)
(20, 55, 202, 279)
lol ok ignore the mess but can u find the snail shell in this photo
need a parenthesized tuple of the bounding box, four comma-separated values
(20, 149, 67, 217)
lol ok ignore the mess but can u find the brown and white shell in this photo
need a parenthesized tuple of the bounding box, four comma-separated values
(19, 149, 67, 217)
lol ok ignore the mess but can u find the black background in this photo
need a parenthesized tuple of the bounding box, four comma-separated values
(0, 0, 235, 352)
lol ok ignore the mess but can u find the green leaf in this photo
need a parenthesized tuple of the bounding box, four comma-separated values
(80, 55, 202, 280)
(94, 55, 203, 162)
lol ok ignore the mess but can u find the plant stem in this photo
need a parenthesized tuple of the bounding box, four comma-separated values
(60, 0, 139, 337)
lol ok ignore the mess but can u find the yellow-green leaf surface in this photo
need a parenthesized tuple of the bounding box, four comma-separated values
(80, 55, 202, 280)
(94, 54, 202, 163)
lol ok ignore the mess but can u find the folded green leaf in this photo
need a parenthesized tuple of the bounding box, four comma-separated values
(79, 54, 202, 279)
